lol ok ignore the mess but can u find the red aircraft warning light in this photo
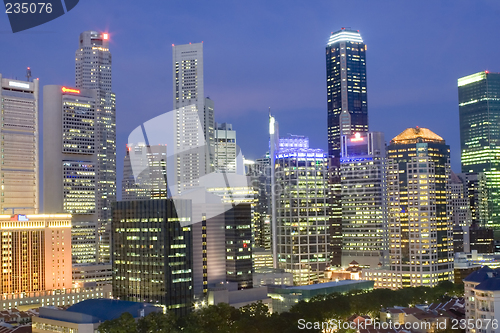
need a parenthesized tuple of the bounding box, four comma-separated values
(103, 33, 109, 40)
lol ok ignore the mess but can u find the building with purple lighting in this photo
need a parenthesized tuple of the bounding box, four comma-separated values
(275, 135, 329, 285)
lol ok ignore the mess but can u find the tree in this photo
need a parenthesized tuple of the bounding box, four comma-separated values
(98, 312, 137, 333)
(137, 311, 179, 333)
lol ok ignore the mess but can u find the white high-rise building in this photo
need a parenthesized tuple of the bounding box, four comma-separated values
(172, 43, 214, 186)
(75, 31, 116, 263)
(121, 144, 168, 200)
(214, 122, 237, 173)
(43, 85, 98, 265)
(0, 75, 39, 214)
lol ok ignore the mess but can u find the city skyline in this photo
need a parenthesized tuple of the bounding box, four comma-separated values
(1, 2, 499, 203)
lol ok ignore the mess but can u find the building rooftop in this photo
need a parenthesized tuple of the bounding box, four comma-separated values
(39, 299, 161, 324)
(391, 127, 444, 144)
(463, 266, 496, 283)
(475, 278, 500, 291)
(327, 28, 363, 45)
(285, 280, 370, 291)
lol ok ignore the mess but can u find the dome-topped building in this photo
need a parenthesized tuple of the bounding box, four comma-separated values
(391, 127, 445, 144)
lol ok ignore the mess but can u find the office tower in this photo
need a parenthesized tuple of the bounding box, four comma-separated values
(172, 43, 214, 177)
(247, 156, 272, 249)
(364, 127, 454, 288)
(458, 71, 500, 229)
(122, 144, 168, 200)
(0, 214, 72, 293)
(275, 135, 329, 285)
(43, 85, 98, 265)
(326, 28, 368, 158)
(75, 31, 116, 262)
(214, 122, 237, 173)
(340, 132, 388, 268)
(225, 204, 253, 289)
(112, 199, 193, 317)
(0, 75, 39, 214)
(457, 172, 489, 228)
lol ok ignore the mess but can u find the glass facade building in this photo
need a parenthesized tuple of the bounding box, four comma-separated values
(326, 28, 368, 158)
(112, 199, 193, 317)
(458, 71, 500, 229)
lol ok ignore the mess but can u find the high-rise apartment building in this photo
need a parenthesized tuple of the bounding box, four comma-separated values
(326, 28, 368, 158)
(340, 132, 388, 268)
(0, 75, 39, 214)
(75, 31, 116, 262)
(458, 71, 500, 229)
(122, 144, 168, 200)
(364, 128, 454, 288)
(43, 85, 98, 265)
(112, 199, 193, 317)
(275, 136, 329, 285)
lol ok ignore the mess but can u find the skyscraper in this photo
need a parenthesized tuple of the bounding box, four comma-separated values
(364, 127, 454, 288)
(121, 144, 168, 200)
(275, 136, 329, 285)
(326, 28, 368, 158)
(0, 75, 39, 214)
(247, 156, 272, 250)
(340, 132, 388, 268)
(172, 43, 214, 178)
(75, 31, 116, 262)
(112, 199, 193, 317)
(43, 85, 98, 265)
(458, 71, 500, 229)
(214, 122, 237, 173)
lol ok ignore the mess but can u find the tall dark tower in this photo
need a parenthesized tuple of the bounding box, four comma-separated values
(326, 28, 368, 158)
(326, 28, 368, 267)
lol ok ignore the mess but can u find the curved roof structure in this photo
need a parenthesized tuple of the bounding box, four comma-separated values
(391, 127, 445, 144)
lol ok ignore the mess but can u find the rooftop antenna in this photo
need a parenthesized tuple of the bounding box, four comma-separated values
(26, 67, 31, 82)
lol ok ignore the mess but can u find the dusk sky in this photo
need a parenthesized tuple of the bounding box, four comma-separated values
(1, 0, 499, 201)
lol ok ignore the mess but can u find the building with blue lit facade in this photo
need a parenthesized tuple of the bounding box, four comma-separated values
(326, 28, 368, 158)
(275, 136, 329, 285)
(340, 132, 388, 268)
(458, 71, 500, 230)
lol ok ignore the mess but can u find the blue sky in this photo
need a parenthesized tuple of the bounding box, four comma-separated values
(1, 0, 499, 200)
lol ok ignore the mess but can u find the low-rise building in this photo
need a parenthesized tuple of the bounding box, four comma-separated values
(253, 268, 293, 287)
(0, 285, 112, 311)
(206, 282, 271, 309)
(32, 299, 162, 333)
(269, 280, 374, 313)
(464, 266, 500, 333)
(454, 251, 500, 284)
